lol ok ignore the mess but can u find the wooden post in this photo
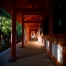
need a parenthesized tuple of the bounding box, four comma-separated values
(21, 15, 25, 48)
(8, 0, 16, 62)
(49, 8, 53, 59)
(26, 26, 29, 42)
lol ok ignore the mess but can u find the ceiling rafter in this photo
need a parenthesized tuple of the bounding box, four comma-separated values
(23, 0, 32, 8)
(29, 28, 38, 29)
(28, 26, 39, 28)
(23, 12, 43, 15)
(0, 1, 12, 9)
(0, 0, 57, 24)
(24, 21, 42, 23)
(16, 8, 50, 12)
(17, 12, 22, 18)
(30, 0, 35, 8)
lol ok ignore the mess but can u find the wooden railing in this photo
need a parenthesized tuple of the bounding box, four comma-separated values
(40, 35, 66, 66)
(0, 36, 22, 52)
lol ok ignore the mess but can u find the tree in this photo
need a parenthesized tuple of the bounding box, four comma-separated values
(0, 7, 22, 38)
(16, 21, 22, 37)
(0, 7, 11, 19)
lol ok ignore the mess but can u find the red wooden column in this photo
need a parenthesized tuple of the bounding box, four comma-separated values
(41, 14, 44, 35)
(25, 26, 27, 43)
(29, 30, 31, 39)
(35, 29, 38, 40)
(49, 8, 53, 58)
(28, 27, 29, 40)
(21, 15, 25, 48)
(26, 26, 29, 42)
(8, 0, 16, 62)
(26, 26, 27, 42)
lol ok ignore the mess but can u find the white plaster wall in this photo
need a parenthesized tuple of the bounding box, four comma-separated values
(46, 41, 50, 51)
(43, 39, 45, 46)
(52, 43, 63, 65)
(52, 43, 57, 59)
(42, 39, 45, 46)
(57, 45, 63, 65)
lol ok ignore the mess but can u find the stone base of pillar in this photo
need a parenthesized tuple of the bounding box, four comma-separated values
(8, 56, 18, 62)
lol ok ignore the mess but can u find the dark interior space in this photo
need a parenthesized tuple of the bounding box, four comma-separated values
(53, 0, 66, 34)
(43, 16, 49, 35)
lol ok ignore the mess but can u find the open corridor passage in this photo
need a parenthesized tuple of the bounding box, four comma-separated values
(0, 40, 56, 66)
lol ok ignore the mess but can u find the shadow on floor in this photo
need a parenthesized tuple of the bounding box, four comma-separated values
(0, 41, 57, 66)
(17, 51, 46, 59)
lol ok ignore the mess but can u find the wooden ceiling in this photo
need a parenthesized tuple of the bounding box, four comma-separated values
(0, 0, 56, 29)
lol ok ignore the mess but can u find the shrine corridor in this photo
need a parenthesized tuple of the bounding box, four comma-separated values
(0, 40, 56, 66)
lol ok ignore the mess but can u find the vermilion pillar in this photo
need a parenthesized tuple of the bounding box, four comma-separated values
(26, 26, 29, 42)
(21, 16, 24, 48)
(49, 8, 53, 37)
(9, 0, 16, 62)
(49, 8, 53, 58)
(42, 14, 44, 35)
(29, 30, 31, 39)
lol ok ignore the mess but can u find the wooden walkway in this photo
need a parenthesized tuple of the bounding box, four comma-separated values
(0, 40, 56, 66)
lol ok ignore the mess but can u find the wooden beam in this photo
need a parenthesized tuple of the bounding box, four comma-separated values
(28, 25, 38, 27)
(29, 26, 38, 27)
(28, 25, 38, 26)
(29, 27, 38, 28)
(29, 26, 38, 28)
(17, 13, 22, 18)
(23, 12, 43, 15)
(29, 29, 37, 31)
(25, 23, 38, 25)
(24, 21, 42, 23)
(29, 28, 38, 30)
(16, 8, 49, 12)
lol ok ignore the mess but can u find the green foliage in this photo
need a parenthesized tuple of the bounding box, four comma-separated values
(16, 21, 22, 37)
(0, 16, 12, 36)
(2, 19, 11, 35)
(0, 7, 22, 37)
(0, 7, 12, 19)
